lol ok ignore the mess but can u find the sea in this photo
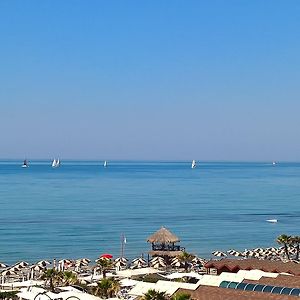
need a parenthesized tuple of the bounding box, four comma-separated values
(0, 160, 299, 265)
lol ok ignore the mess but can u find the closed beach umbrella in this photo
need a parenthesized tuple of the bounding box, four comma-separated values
(212, 251, 227, 257)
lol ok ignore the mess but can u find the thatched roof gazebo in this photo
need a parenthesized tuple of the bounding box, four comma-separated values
(147, 227, 185, 257)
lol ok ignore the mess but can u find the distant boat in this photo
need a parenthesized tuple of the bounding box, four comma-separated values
(103, 161, 107, 168)
(266, 219, 278, 223)
(191, 160, 196, 169)
(52, 158, 60, 168)
(272, 161, 276, 165)
(22, 159, 29, 168)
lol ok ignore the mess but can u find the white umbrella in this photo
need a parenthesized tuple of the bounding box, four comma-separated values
(253, 248, 264, 253)
(115, 257, 128, 263)
(10, 266, 21, 272)
(36, 260, 51, 267)
(16, 261, 29, 268)
(151, 260, 166, 269)
(131, 259, 147, 269)
(1, 270, 16, 276)
(0, 263, 8, 268)
(132, 257, 147, 264)
(31, 265, 45, 272)
(192, 257, 206, 266)
(212, 251, 227, 257)
(227, 249, 243, 256)
(171, 257, 183, 267)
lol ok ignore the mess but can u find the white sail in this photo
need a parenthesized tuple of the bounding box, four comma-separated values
(191, 160, 196, 169)
(104, 161, 107, 167)
(52, 158, 60, 168)
(52, 159, 57, 167)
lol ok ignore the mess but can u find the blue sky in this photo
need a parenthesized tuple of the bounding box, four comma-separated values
(0, 1, 299, 160)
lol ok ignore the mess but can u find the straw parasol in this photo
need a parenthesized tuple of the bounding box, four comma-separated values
(147, 227, 180, 244)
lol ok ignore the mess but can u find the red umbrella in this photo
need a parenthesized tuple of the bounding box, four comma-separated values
(100, 254, 113, 259)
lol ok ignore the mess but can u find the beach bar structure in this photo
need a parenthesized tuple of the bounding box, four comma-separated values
(147, 226, 185, 257)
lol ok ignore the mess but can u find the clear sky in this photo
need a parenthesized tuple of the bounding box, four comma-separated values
(0, 0, 299, 160)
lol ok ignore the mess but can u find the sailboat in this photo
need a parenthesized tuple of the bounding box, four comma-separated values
(191, 160, 196, 169)
(22, 159, 29, 168)
(52, 158, 60, 168)
(103, 160, 107, 168)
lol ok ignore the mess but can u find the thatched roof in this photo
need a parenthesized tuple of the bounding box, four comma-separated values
(149, 250, 183, 257)
(147, 227, 180, 243)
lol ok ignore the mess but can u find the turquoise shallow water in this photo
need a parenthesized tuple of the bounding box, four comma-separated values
(0, 161, 300, 264)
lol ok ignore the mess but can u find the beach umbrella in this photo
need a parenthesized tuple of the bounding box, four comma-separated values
(81, 258, 91, 264)
(58, 259, 72, 264)
(132, 257, 147, 264)
(149, 257, 165, 264)
(0, 263, 8, 268)
(242, 250, 254, 257)
(192, 257, 206, 266)
(30, 265, 45, 272)
(36, 260, 51, 267)
(253, 248, 264, 254)
(14, 261, 29, 268)
(131, 258, 147, 268)
(170, 257, 183, 267)
(10, 266, 21, 272)
(100, 254, 113, 259)
(1, 270, 16, 276)
(227, 249, 243, 257)
(212, 251, 227, 257)
(150, 260, 166, 269)
(115, 260, 127, 268)
(115, 257, 128, 263)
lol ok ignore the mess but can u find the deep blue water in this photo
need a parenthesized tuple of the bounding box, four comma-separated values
(0, 160, 300, 264)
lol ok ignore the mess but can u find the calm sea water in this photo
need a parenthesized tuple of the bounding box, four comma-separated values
(0, 160, 299, 264)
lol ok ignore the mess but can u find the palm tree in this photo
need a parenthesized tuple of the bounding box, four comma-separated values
(62, 271, 78, 286)
(171, 292, 191, 300)
(277, 234, 292, 260)
(41, 268, 58, 292)
(177, 251, 195, 272)
(142, 289, 168, 300)
(291, 236, 300, 260)
(93, 278, 120, 299)
(96, 258, 113, 278)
